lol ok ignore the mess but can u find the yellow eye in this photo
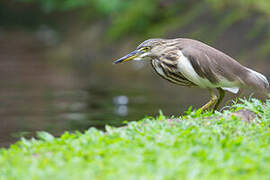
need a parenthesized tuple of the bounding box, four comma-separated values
(141, 47, 150, 52)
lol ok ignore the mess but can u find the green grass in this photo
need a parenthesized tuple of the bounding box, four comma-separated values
(1, 98, 270, 179)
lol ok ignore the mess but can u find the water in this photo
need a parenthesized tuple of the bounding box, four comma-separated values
(0, 30, 213, 147)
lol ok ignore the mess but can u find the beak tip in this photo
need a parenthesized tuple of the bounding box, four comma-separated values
(113, 50, 138, 65)
(113, 60, 121, 64)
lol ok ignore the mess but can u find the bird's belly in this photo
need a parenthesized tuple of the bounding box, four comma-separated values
(177, 53, 214, 88)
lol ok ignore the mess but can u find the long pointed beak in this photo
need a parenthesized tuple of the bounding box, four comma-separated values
(113, 50, 140, 64)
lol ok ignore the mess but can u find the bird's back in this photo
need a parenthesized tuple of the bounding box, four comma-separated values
(173, 38, 269, 92)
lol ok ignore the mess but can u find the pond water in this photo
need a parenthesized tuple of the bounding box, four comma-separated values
(0, 31, 212, 147)
(0, 30, 268, 147)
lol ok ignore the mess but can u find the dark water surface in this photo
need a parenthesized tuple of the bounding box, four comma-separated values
(0, 31, 211, 147)
(0, 30, 269, 147)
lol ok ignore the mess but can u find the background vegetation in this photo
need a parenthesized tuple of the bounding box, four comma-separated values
(12, 0, 270, 42)
(0, 0, 269, 57)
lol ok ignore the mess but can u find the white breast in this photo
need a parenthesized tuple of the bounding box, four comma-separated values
(177, 51, 214, 88)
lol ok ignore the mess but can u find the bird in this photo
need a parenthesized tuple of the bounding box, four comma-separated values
(113, 38, 269, 111)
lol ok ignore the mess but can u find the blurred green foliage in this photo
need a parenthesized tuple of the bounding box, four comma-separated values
(13, 0, 203, 39)
(17, 0, 191, 39)
(208, 0, 270, 15)
(10, 0, 270, 52)
(15, 0, 270, 40)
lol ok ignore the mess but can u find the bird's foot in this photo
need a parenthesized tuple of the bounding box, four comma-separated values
(201, 95, 218, 111)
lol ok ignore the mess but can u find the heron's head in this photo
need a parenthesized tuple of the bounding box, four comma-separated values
(113, 39, 168, 64)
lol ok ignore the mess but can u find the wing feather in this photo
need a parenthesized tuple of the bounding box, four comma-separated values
(178, 39, 250, 90)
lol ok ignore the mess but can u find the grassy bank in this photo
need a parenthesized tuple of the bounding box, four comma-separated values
(0, 98, 270, 179)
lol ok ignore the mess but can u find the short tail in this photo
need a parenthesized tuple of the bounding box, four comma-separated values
(245, 68, 269, 91)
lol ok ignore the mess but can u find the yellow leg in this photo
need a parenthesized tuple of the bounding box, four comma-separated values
(201, 89, 218, 111)
(213, 88, 225, 111)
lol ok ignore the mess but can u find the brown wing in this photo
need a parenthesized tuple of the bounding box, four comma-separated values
(179, 39, 248, 86)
